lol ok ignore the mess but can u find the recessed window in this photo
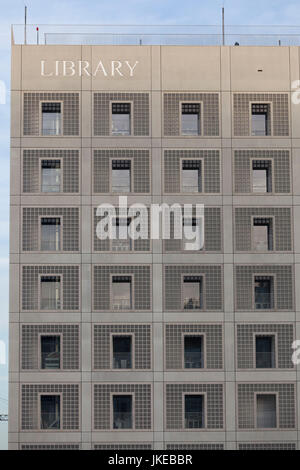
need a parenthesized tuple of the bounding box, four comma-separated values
(184, 395, 204, 429)
(41, 335, 61, 369)
(111, 276, 132, 310)
(254, 276, 274, 310)
(256, 394, 277, 428)
(255, 335, 275, 369)
(40, 395, 60, 429)
(183, 276, 203, 310)
(40, 275, 61, 310)
(252, 160, 272, 193)
(183, 218, 203, 251)
(41, 102, 62, 136)
(113, 395, 133, 429)
(112, 336, 132, 369)
(184, 336, 204, 369)
(111, 103, 131, 136)
(41, 218, 61, 251)
(41, 160, 61, 193)
(112, 218, 132, 251)
(111, 160, 131, 193)
(251, 103, 271, 136)
(181, 103, 201, 136)
(253, 218, 273, 251)
(181, 160, 202, 193)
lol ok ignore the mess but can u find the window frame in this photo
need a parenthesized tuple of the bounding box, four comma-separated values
(38, 332, 63, 371)
(179, 101, 203, 137)
(38, 273, 63, 312)
(181, 273, 206, 311)
(38, 392, 62, 431)
(110, 273, 134, 312)
(181, 216, 205, 252)
(40, 100, 64, 137)
(182, 392, 206, 430)
(110, 392, 135, 431)
(39, 157, 63, 194)
(250, 157, 273, 194)
(109, 156, 133, 194)
(252, 273, 277, 311)
(249, 101, 273, 137)
(110, 216, 133, 253)
(182, 333, 206, 370)
(110, 332, 135, 370)
(254, 391, 279, 430)
(251, 215, 275, 252)
(38, 215, 63, 252)
(110, 100, 133, 137)
(179, 157, 204, 194)
(253, 332, 278, 370)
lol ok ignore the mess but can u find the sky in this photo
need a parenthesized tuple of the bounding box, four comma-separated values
(1, 0, 300, 451)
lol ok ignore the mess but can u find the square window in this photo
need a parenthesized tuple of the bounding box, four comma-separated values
(251, 103, 271, 136)
(41, 102, 62, 136)
(184, 336, 204, 369)
(41, 335, 61, 369)
(40, 395, 60, 429)
(183, 276, 203, 310)
(113, 395, 133, 429)
(252, 160, 272, 193)
(254, 276, 274, 310)
(41, 160, 61, 193)
(111, 160, 131, 193)
(40, 275, 61, 310)
(181, 160, 202, 193)
(181, 103, 201, 136)
(112, 335, 132, 369)
(256, 394, 277, 428)
(111, 276, 132, 310)
(253, 218, 273, 251)
(184, 395, 204, 429)
(255, 335, 275, 368)
(111, 103, 131, 136)
(41, 217, 61, 251)
(111, 218, 132, 251)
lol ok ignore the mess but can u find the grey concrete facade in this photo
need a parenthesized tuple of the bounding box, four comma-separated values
(9, 41, 300, 450)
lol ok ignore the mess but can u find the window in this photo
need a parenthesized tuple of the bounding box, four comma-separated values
(41, 160, 61, 193)
(252, 218, 273, 251)
(40, 275, 61, 310)
(252, 160, 272, 193)
(41, 218, 61, 251)
(41, 102, 62, 136)
(181, 160, 202, 193)
(183, 276, 203, 310)
(254, 276, 274, 310)
(113, 395, 133, 429)
(251, 103, 271, 136)
(111, 160, 131, 193)
(41, 335, 61, 369)
(40, 395, 60, 429)
(112, 335, 132, 369)
(183, 218, 203, 251)
(255, 335, 275, 368)
(256, 394, 277, 428)
(111, 103, 131, 135)
(111, 276, 132, 310)
(111, 218, 132, 251)
(184, 395, 204, 429)
(181, 103, 201, 136)
(184, 335, 204, 369)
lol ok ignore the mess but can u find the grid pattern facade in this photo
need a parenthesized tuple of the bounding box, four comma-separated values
(22, 207, 80, 251)
(165, 383, 224, 429)
(21, 324, 80, 370)
(164, 149, 220, 193)
(93, 149, 150, 193)
(235, 265, 293, 311)
(238, 443, 297, 450)
(166, 443, 224, 450)
(22, 149, 80, 193)
(94, 444, 152, 449)
(21, 384, 80, 430)
(93, 93, 150, 136)
(163, 93, 219, 136)
(237, 383, 296, 429)
(234, 207, 292, 251)
(164, 265, 223, 311)
(21, 444, 80, 450)
(236, 323, 294, 369)
(233, 93, 289, 136)
(93, 324, 151, 369)
(165, 324, 223, 369)
(234, 149, 291, 193)
(93, 265, 151, 311)
(93, 384, 152, 430)
(23, 92, 79, 136)
(22, 265, 80, 311)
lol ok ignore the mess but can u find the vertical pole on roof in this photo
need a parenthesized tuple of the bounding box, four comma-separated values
(24, 5, 27, 45)
(222, 6, 225, 46)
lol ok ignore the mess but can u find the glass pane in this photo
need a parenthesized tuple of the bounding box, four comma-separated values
(252, 169, 267, 193)
(41, 168, 61, 193)
(257, 394, 276, 428)
(183, 219, 202, 251)
(183, 281, 201, 309)
(252, 114, 267, 136)
(40, 277, 61, 310)
(185, 395, 204, 428)
(40, 395, 60, 429)
(181, 114, 199, 135)
(41, 219, 61, 251)
(182, 169, 200, 193)
(255, 279, 272, 309)
(113, 395, 132, 429)
(41, 336, 60, 369)
(111, 218, 132, 251)
(112, 114, 130, 135)
(113, 336, 132, 369)
(112, 281, 131, 310)
(112, 169, 131, 192)
(253, 225, 269, 251)
(256, 336, 275, 368)
(184, 336, 203, 368)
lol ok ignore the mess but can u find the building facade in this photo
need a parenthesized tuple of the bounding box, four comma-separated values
(9, 30, 300, 450)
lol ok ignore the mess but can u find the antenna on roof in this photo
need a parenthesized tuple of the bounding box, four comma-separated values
(222, 6, 225, 46)
(24, 5, 27, 45)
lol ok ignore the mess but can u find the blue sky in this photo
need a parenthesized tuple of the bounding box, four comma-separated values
(1, 0, 300, 450)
